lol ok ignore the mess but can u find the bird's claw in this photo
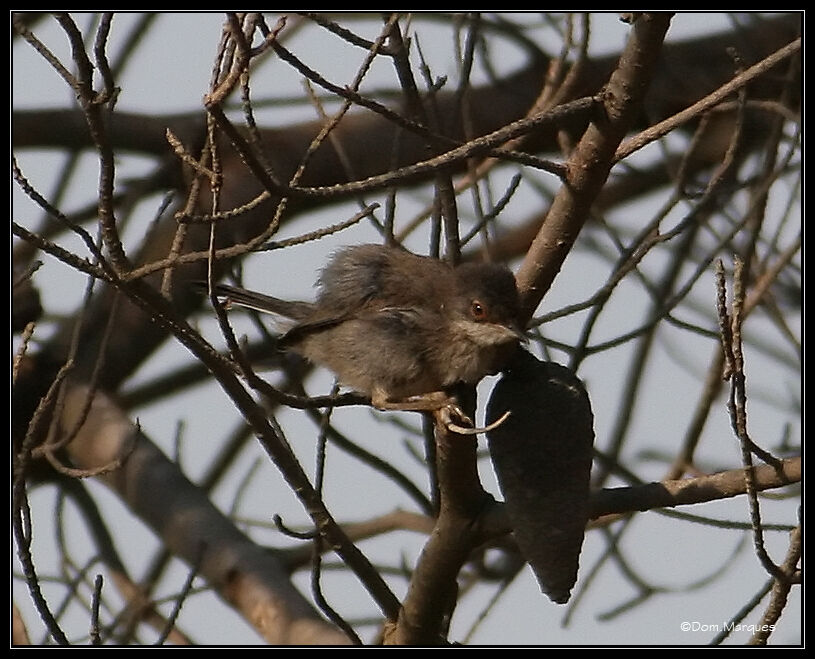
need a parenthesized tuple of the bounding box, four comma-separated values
(438, 405, 511, 436)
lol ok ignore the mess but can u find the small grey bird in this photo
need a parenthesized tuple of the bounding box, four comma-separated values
(199, 244, 524, 412)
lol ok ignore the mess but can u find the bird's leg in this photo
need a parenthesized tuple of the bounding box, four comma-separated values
(370, 388, 463, 415)
(370, 388, 510, 435)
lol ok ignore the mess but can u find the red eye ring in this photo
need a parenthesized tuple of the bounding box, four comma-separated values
(471, 300, 487, 320)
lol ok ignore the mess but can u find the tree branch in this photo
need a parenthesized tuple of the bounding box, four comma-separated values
(515, 12, 674, 322)
(588, 457, 800, 520)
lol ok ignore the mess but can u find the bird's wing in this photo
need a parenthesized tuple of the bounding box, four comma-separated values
(279, 304, 424, 348)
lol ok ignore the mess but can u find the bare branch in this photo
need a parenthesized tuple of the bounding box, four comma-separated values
(589, 457, 800, 520)
(614, 37, 801, 162)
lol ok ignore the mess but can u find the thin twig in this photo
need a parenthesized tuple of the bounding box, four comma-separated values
(13, 322, 37, 384)
(53, 13, 131, 273)
(614, 37, 801, 162)
(12, 478, 70, 645)
(12, 158, 109, 268)
(92, 14, 117, 105)
(90, 574, 104, 645)
(717, 258, 787, 581)
(154, 546, 203, 646)
(284, 99, 584, 199)
(309, 389, 363, 644)
(13, 14, 78, 89)
(749, 524, 801, 645)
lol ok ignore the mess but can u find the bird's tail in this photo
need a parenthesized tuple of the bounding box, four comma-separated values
(194, 282, 313, 321)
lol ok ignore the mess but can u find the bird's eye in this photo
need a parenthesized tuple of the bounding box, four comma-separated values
(470, 300, 487, 320)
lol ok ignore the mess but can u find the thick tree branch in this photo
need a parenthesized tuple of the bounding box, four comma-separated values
(515, 13, 674, 321)
(58, 383, 351, 645)
(389, 396, 490, 645)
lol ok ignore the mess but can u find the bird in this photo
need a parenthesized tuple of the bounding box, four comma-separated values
(197, 243, 525, 414)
